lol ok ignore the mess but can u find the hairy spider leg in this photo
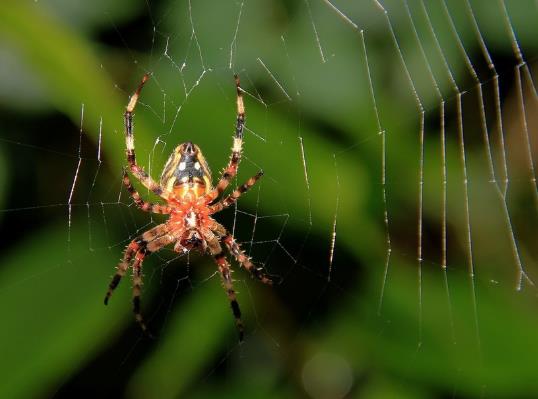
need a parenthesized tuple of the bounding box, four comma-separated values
(209, 170, 263, 213)
(209, 75, 246, 202)
(104, 223, 169, 304)
(122, 170, 171, 214)
(208, 236, 245, 341)
(124, 73, 169, 200)
(131, 233, 176, 334)
(222, 233, 273, 285)
(208, 219, 272, 285)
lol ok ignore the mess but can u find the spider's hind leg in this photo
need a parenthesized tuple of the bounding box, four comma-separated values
(104, 224, 173, 336)
(216, 254, 245, 342)
(104, 240, 140, 305)
(208, 235, 245, 341)
(131, 252, 151, 336)
(130, 233, 176, 336)
(104, 227, 161, 305)
(223, 234, 272, 285)
(210, 220, 272, 286)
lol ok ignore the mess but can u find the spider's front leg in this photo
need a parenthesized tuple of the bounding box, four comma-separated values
(124, 74, 168, 200)
(122, 170, 171, 214)
(208, 75, 247, 202)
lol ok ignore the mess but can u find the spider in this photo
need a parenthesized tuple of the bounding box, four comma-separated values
(104, 74, 272, 341)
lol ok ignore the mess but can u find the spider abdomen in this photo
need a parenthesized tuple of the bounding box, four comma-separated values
(160, 142, 213, 195)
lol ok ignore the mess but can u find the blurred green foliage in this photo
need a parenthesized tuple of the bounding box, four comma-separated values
(0, 0, 537, 398)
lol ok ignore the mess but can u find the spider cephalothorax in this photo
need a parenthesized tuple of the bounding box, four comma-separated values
(104, 74, 272, 341)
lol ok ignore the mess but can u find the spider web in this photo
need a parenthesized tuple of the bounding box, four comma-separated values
(1, 0, 538, 398)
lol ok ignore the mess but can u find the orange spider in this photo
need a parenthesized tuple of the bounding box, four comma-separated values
(104, 74, 272, 341)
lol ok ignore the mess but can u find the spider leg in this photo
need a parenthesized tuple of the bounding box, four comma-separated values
(104, 223, 169, 304)
(122, 170, 171, 214)
(209, 220, 272, 285)
(105, 223, 168, 305)
(131, 252, 148, 333)
(209, 170, 263, 214)
(124, 74, 169, 200)
(131, 233, 175, 334)
(104, 241, 138, 305)
(209, 237, 245, 341)
(208, 75, 246, 202)
(223, 234, 273, 285)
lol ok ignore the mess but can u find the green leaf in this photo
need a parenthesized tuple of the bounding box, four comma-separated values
(0, 223, 128, 399)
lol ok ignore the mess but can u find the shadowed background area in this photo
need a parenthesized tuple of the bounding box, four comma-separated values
(0, 0, 537, 398)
